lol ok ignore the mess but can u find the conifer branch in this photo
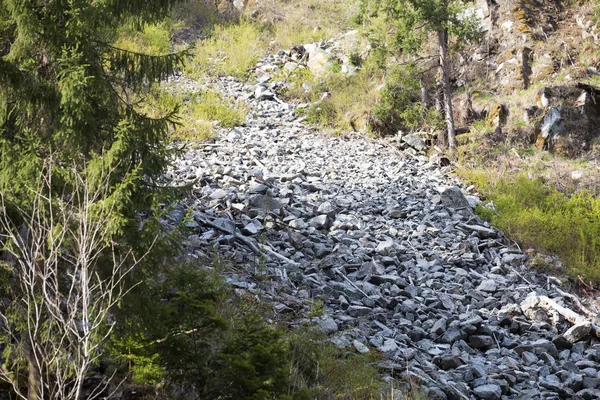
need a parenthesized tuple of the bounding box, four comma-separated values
(98, 42, 190, 88)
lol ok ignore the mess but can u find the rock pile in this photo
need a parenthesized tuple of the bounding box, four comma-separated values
(164, 70, 600, 399)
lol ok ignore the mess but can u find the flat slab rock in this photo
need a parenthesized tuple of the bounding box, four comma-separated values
(164, 61, 599, 399)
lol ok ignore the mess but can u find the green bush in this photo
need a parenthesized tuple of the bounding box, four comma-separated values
(108, 261, 396, 399)
(370, 64, 441, 135)
(464, 171, 600, 283)
(109, 264, 293, 399)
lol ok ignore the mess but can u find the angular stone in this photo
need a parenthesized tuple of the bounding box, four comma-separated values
(477, 279, 497, 293)
(317, 201, 336, 216)
(248, 183, 269, 194)
(347, 305, 372, 318)
(440, 186, 471, 210)
(583, 376, 600, 389)
(462, 224, 497, 239)
(242, 220, 262, 235)
(436, 353, 464, 370)
(209, 188, 228, 200)
(469, 335, 494, 349)
(522, 351, 538, 365)
(564, 322, 592, 343)
(212, 217, 236, 233)
(440, 329, 462, 344)
(431, 318, 447, 336)
(353, 340, 370, 354)
(402, 134, 426, 151)
(473, 384, 502, 400)
(255, 85, 275, 100)
(251, 194, 282, 211)
(375, 240, 394, 255)
(318, 316, 338, 335)
(378, 338, 399, 354)
(309, 214, 330, 229)
(369, 274, 400, 285)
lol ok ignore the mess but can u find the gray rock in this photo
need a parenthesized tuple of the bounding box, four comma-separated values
(251, 194, 282, 211)
(431, 318, 447, 336)
(242, 220, 263, 235)
(578, 388, 600, 400)
(317, 201, 336, 216)
(583, 376, 600, 389)
(369, 275, 400, 285)
(318, 316, 339, 335)
(564, 322, 592, 343)
(255, 85, 276, 100)
(522, 351, 538, 365)
(347, 305, 372, 318)
(309, 215, 330, 229)
(375, 240, 394, 255)
(473, 384, 502, 400)
(440, 329, 462, 344)
(212, 217, 236, 233)
(477, 279, 497, 293)
(462, 224, 497, 239)
(378, 338, 399, 354)
(402, 134, 426, 151)
(440, 186, 471, 210)
(249, 183, 269, 194)
(469, 335, 494, 349)
(210, 188, 228, 200)
(353, 340, 370, 354)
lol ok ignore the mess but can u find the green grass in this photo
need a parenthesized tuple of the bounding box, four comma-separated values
(187, 21, 268, 78)
(116, 20, 180, 54)
(461, 169, 600, 284)
(141, 86, 248, 142)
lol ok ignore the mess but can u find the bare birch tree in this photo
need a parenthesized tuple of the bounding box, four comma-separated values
(0, 161, 151, 400)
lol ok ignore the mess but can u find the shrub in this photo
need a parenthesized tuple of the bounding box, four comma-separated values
(370, 65, 441, 135)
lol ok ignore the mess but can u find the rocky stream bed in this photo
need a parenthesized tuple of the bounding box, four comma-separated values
(162, 49, 600, 399)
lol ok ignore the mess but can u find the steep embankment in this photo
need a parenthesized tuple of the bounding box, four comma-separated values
(163, 49, 600, 399)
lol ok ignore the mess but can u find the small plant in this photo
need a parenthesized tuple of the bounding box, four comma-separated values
(349, 51, 364, 67)
(308, 299, 326, 319)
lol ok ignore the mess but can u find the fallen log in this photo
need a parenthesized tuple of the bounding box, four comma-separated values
(521, 292, 600, 342)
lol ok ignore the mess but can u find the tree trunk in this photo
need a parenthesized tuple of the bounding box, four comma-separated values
(27, 349, 41, 400)
(437, 29, 456, 155)
(435, 80, 447, 149)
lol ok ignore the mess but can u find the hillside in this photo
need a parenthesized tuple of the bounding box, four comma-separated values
(4, 0, 600, 399)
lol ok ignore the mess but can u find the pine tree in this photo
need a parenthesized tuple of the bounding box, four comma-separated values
(359, 0, 480, 154)
(0, 0, 186, 398)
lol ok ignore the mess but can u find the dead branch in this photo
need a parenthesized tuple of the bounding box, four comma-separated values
(196, 215, 300, 267)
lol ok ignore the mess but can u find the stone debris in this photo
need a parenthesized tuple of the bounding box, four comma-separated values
(163, 59, 600, 398)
